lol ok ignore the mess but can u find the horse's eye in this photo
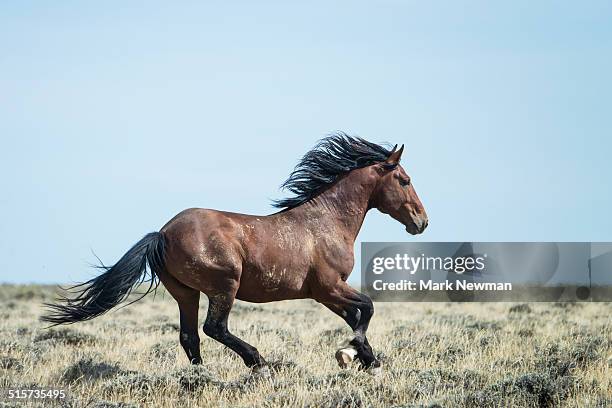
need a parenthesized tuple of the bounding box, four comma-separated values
(399, 178, 411, 187)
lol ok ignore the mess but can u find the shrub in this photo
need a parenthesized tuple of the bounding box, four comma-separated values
(509, 304, 532, 314)
(61, 356, 125, 383)
(34, 328, 97, 346)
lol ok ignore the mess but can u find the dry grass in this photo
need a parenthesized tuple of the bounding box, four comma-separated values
(0, 284, 610, 407)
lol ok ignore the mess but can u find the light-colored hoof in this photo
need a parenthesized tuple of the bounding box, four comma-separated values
(335, 346, 358, 368)
(252, 365, 271, 378)
(368, 365, 383, 377)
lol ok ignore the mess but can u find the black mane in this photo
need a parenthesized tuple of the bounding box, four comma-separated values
(273, 132, 393, 209)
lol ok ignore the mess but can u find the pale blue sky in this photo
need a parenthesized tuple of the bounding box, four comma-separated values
(1, 1, 611, 284)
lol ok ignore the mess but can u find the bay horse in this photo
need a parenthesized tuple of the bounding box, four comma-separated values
(42, 133, 428, 375)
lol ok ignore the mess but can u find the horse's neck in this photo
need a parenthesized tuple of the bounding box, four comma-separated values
(285, 173, 374, 242)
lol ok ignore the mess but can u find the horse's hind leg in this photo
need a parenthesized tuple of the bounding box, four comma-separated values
(203, 286, 267, 372)
(157, 270, 202, 364)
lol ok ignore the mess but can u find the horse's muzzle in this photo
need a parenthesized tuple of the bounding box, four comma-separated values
(406, 217, 428, 235)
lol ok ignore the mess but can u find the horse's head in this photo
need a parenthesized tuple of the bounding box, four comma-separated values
(370, 145, 428, 234)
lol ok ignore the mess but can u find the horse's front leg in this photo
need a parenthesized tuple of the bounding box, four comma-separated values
(318, 281, 382, 374)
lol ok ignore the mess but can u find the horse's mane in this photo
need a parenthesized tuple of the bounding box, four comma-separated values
(273, 132, 393, 209)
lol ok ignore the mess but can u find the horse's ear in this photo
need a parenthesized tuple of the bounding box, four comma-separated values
(385, 144, 404, 166)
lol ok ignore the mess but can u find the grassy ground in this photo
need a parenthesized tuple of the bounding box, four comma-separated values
(0, 284, 610, 408)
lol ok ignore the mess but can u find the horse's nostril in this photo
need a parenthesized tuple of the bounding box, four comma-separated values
(421, 219, 429, 231)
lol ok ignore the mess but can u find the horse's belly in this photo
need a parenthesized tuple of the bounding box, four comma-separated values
(235, 266, 309, 302)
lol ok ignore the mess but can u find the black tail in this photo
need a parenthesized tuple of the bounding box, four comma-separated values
(41, 232, 166, 325)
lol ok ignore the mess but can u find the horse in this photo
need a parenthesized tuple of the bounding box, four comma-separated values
(42, 133, 428, 375)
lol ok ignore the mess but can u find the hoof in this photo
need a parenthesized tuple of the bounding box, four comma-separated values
(335, 346, 358, 368)
(367, 364, 383, 377)
(251, 365, 271, 378)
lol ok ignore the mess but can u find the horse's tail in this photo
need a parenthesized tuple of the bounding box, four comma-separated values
(41, 232, 166, 326)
